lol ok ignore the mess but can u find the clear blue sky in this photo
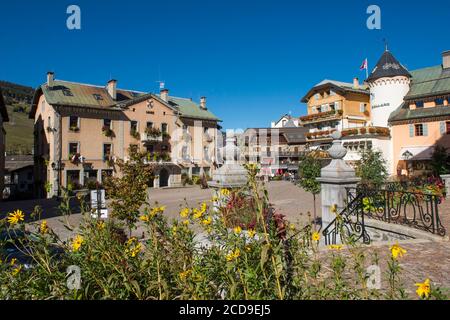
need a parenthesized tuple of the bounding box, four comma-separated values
(1, 0, 449, 129)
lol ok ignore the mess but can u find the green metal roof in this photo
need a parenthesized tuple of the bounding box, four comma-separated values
(389, 103, 450, 123)
(405, 65, 450, 100)
(30, 80, 220, 122)
(166, 96, 220, 121)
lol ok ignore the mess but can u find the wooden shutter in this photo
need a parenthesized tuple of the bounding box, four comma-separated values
(409, 124, 414, 137)
(440, 121, 446, 135)
(423, 123, 428, 136)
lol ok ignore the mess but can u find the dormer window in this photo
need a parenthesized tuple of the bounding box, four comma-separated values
(93, 94, 103, 100)
(62, 89, 73, 96)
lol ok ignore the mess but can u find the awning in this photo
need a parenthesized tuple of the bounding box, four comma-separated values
(399, 146, 434, 161)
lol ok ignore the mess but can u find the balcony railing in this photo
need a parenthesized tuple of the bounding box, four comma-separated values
(300, 110, 343, 124)
(305, 126, 390, 141)
(141, 133, 163, 143)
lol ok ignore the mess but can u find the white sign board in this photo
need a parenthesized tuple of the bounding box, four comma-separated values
(90, 189, 108, 218)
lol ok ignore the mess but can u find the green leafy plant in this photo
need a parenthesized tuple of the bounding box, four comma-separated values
(356, 149, 387, 188)
(298, 154, 321, 226)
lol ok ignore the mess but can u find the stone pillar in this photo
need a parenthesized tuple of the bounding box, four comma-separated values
(317, 131, 360, 228)
(440, 174, 450, 198)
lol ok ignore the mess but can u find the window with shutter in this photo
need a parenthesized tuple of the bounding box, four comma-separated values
(440, 122, 446, 135)
(409, 124, 414, 137)
(423, 123, 428, 136)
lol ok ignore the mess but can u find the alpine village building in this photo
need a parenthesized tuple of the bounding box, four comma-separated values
(0, 87, 10, 199)
(242, 118, 309, 177)
(298, 48, 450, 176)
(30, 72, 221, 198)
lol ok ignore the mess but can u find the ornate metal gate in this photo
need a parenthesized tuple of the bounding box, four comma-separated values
(322, 186, 446, 245)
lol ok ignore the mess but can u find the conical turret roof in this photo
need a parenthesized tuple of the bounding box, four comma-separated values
(367, 50, 411, 82)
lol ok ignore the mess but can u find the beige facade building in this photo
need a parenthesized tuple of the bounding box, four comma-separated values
(30, 73, 221, 198)
(0, 88, 9, 199)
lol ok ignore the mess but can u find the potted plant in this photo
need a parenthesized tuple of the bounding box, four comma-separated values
(130, 129, 140, 139)
(102, 126, 115, 138)
(69, 126, 80, 132)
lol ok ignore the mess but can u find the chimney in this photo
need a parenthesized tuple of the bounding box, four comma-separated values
(160, 88, 169, 102)
(107, 79, 117, 100)
(443, 50, 450, 69)
(200, 96, 207, 109)
(47, 72, 54, 88)
(353, 77, 359, 89)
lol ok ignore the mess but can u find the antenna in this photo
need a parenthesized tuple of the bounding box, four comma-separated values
(383, 38, 389, 52)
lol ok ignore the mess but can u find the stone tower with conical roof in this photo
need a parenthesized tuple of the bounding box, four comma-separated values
(367, 49, 411, 127)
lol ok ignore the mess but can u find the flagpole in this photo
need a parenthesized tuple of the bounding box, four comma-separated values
(366, 59, 369, 79)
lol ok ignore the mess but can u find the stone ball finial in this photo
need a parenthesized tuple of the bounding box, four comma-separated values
(328, 130, 347, 160)
(331, 130, 342, 140)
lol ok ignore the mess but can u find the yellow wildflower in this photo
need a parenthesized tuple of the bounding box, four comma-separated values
(415, 279, 431, 299)
(226, 248, 241, 262)
(126, 237, 137, 246)
(331, 204, 338, 213)
(40, 220, 49, 235)
(390, 243, 407, 259)
(312, 231, 321, 242)
(139, 214, 150, 222)
(179, 269, 191, 281)
(289, 224, 296, 231)
(200, 202, 207, 213)
(11, 265, 22, 276)
(193, 208, 203, 219)
(211, 196, 219, 202)
(202, 216, 212, 226)
(233, 226, 242, 235)
(328, 244, 343, 251)
(220, 188, 230, 196)
(180, 208, 190, 218)
(182, 219, 190, 226)
(247, 229, 256, 238)
(10, 258, 17, 266)
(172, 226, 178, 234)
(245, 245, 251, 252)
(7, 210, 25, 225)
(72, 235, 84, 252)
(96, 220, 105, 230)
(127, 243, 142, 258)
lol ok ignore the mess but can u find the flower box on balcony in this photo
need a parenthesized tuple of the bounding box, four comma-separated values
(300, 110, 343, 123)
(102, 126, 115, 138)
(145, 127, 162, 138)
(69, 153, 81, 164)
(130, 129, 140, 140)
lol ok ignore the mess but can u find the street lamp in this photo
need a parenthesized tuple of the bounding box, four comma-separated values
(51, 160, 62, 197)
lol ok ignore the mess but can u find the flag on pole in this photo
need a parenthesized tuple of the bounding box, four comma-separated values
(360, 58, 368, 70)
(360, 58, 368, 79)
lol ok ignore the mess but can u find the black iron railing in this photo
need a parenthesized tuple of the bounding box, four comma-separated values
(322, 188, 370, 245)
(322, 186, 446, 245)
(355, 187, 445, 237)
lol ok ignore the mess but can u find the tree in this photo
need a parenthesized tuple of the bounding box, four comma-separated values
(298, 154, 321, 227)
(356, 149, 387, 187)
(430, 145, 450, 176)
(104, 146, 154, 235)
